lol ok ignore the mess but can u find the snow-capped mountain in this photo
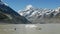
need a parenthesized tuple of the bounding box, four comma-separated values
(18, 5, 60, 24)
(0, 0, 31, 24)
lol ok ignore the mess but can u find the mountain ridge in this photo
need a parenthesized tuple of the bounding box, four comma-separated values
(18, 5, 60, 24)
(0, 0, 31, 24)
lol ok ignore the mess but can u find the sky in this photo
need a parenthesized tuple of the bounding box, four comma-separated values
(3, 0, 60, 11)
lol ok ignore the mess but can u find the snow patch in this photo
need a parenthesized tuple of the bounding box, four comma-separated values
(25, 25, 37, 28)
(25, 4, 33, 10)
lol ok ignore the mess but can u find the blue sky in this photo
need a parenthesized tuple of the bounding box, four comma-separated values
(3, 0, 60, 11)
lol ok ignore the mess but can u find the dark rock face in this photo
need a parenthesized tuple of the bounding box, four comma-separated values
(0, 1, 31, 24)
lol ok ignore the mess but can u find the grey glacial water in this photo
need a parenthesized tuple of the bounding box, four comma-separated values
(0, 24, 60, 34)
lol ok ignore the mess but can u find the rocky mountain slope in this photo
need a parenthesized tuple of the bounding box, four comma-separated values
(0, 0, 31, 24)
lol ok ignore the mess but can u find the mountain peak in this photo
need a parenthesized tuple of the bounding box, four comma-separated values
(25, 4, 33, 10)
(0, 0, 8, 6)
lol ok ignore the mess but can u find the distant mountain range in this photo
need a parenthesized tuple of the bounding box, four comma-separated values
(19, 5, 60, 24)
(0, 0, 31, 24)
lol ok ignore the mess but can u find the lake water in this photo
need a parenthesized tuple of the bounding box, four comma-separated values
(0, 24, 60, 34)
